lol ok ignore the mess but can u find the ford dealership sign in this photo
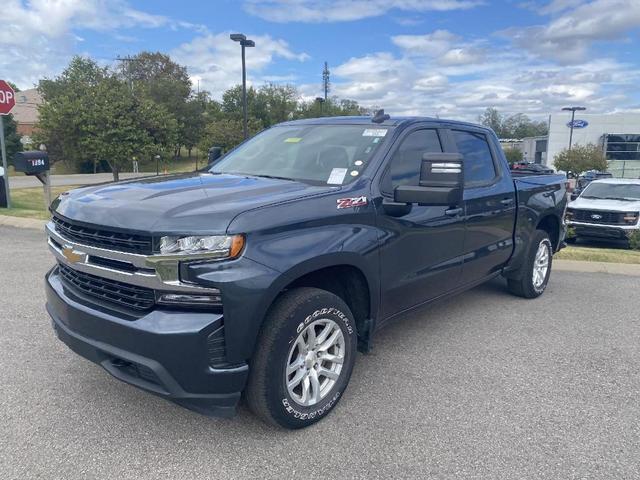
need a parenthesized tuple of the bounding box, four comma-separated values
(567, 119, 589, 129)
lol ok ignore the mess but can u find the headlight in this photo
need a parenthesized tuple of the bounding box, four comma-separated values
(159, 234, 245, 258)
(624, 212, 639, 225)
(565, 208, 574, 221)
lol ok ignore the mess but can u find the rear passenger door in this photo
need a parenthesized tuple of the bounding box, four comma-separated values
(452, 129, 516, 283)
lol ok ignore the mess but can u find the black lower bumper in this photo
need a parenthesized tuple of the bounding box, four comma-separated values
(46, 268, 249, 417)
(572, 224, 632, 240)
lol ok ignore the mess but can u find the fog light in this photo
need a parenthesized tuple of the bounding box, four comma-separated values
(156, 292, 222, 307)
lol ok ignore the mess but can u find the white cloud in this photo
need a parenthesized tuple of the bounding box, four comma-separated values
(0, 0, 206, 89)
(392, 30, 486, 66)
(243, 0, 483, 23)
(327, 42, 640, 119)
(506, 0, 640, 64)
(171, 32, 309, 98)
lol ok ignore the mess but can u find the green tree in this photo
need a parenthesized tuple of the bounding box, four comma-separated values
(198, 117, 263, 154)
(478, 108, 548, 138)
(553, 143, 608, 174)
(478, 107, 504, 136)
(503, 147, 523, 165)
(37, 55, 179, 181)
(124, 52, 192, 158)
(1, 114, 22, 164)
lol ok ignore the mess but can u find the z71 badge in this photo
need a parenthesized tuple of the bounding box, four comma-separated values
(337, 196, 368, 209)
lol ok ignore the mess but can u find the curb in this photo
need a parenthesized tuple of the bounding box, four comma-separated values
(0, 214, 47, 231)
(554, 259, 640, 276)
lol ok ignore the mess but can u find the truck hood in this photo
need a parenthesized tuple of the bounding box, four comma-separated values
(569, 197, 640, 212)
(52, 172, 333, 233)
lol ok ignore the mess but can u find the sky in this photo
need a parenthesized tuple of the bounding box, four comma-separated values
(2, 0, 640, 120)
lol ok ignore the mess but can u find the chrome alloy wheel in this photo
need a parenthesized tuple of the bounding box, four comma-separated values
(532, 240, 550, 290)
(285, 319, 345, 407)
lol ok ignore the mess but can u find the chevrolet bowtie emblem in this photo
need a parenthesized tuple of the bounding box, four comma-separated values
(62, 246, 85, 264)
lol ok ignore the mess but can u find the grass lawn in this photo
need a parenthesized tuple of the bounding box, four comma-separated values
(0, 186, 80, 220)
(556, 245, 640, 264)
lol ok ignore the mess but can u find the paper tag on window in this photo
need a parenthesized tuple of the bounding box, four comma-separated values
(362, 129, 387, 137)
(327, 168, 348, 185)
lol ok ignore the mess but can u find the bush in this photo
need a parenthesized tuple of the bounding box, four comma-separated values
(503, 147, 523, 165)
(629, 231, 640, 251)
(553, 143, 608, 174)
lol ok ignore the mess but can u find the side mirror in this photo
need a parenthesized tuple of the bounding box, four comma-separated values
(394, 153, 463, 206)
(207, 146, 223, 166)
(570, 193, 578, 201)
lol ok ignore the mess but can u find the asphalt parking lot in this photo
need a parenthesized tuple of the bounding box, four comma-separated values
(1, 225, 639, 479)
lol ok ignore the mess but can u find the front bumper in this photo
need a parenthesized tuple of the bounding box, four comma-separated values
(46, 267, 248, 417)
(568, 221, 637, 240)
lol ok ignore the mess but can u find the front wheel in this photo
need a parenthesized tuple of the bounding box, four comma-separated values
(246, 287, 357, 429)
(507, 230, 553, 298)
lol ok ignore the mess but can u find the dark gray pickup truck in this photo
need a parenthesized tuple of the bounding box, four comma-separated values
(45, 114, 567, 429)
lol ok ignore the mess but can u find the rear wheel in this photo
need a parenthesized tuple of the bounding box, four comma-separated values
(246, 287, 357, 429)
(507, 230, 553, 299)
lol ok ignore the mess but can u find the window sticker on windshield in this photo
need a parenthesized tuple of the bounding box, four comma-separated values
(327, 168, 348, 185)
(373, 137, 381, 143)
(362, 129, 387, 137)
(284, 137, 302, 143)
(354, 160, 364, 166)
(350, 170, 359, 177)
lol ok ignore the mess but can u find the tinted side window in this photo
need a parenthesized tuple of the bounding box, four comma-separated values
(452, 130, 496, 184)
(388, 129, 442, 190)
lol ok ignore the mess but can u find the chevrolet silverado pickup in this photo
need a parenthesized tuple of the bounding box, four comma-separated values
(45, 114, 567, 429)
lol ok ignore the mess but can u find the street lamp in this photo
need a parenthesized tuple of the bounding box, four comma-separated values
(562, 106, 586, 151)
(230, 33, 255, 140)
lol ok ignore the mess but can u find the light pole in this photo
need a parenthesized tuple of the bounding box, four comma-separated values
(562, 106, 586, 151)
(230, 33, 255, 140)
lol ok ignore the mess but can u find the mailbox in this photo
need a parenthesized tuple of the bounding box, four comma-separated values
(13, 151, 50, 175)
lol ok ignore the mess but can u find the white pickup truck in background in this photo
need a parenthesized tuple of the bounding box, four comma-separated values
(566, 178, 640, 244)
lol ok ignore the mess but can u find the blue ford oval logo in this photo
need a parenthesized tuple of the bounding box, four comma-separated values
(567, 119, 588, 129)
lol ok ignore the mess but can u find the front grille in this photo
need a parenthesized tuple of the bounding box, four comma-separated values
(52, 215, 153, 255)
(572, 209, 627, 225)
(58, 263, 155, 311)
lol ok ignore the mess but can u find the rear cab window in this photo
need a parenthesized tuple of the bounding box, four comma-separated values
(452, 130, 497, 186)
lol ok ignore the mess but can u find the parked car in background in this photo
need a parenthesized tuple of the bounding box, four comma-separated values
(566, 178, 640, 245)
(572, 170, 613, 198)
(511, 162, 555, 175)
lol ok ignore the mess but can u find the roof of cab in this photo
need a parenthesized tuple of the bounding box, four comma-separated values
(277, 115, 486, 130)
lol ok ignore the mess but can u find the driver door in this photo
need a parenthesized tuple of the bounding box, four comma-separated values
(376, 127, 466, 319)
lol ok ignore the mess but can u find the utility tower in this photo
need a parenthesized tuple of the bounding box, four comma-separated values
(322, 61, 330, 101)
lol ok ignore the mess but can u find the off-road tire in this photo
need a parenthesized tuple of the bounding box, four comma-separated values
(245, 287, 357, 429)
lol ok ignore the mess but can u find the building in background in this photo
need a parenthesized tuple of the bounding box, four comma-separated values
(11, 88, 43, 146)
(520, 136, 548, 164)
(545, 112, 640, 178)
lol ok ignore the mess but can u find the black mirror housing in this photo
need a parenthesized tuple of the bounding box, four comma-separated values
(394, 185, 461, 206)
(393, 153, 463, 206)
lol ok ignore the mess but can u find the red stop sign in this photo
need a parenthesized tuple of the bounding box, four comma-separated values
(0, 80, 16, 115)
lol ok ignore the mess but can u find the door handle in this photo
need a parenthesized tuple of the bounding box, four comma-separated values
(500, 198, 514, 206)
(445, 207, 463, 217)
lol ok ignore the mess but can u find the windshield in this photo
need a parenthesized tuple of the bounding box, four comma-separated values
(581, 182, 640, 201)
(211, 125, 390, 185)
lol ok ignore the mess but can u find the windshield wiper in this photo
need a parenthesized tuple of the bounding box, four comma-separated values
(603, 197, 636, 201)
(248, 174, 296, 182)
